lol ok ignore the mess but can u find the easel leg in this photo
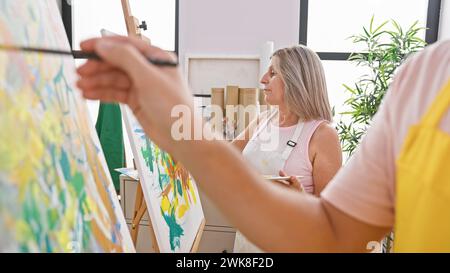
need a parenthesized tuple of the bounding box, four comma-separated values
(190, 219, 206, 253)
(130, 183, 160, 253)
(131, 184, 145, 245)
(146, 210, 160, 253)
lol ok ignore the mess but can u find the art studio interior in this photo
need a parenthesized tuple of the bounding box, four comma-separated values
(0, 0, 449, 254)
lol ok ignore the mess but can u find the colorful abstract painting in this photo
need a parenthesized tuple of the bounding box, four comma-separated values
(0, 0, 134, 252)
(122, 107, 204, 253)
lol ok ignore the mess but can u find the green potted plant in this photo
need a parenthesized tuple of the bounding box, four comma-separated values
(336, 16, 426, 252)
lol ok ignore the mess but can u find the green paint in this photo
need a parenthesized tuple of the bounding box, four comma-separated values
(58, 190, 66, 211)
(20, 245, 28, 253)
(22, 184, 44, 250)
(140, 139, 154, 173)
(161, 207, 184, 251)
(71, 172, 85, 196)
(80, 200, 92, 249)
(47, 209, 58, 230)
(45, 236, 51, 252)
(176, 179, 183, 196)
(159, 174, 170, 192)
(59, 149, 71, 181)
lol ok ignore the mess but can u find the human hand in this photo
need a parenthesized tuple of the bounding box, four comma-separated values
(276, 171, 304, 192)
(76, 36, 195, 154)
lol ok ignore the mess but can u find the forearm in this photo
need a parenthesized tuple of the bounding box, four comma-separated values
(173, 137, 341, 252)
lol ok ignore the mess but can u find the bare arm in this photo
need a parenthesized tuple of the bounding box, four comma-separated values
(77, 37, 391, 252)
(177, 137, 390, 252)
(309, 123, 343, 196)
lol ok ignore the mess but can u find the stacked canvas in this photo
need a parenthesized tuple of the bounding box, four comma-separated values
(210, 86, 261, 139)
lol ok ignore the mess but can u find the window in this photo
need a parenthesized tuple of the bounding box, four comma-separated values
(299, 0, 441, 122)
(61, 0, 178, 168)
(62, 0, 178, 53)
(307, 0, 429, 53)
(322, 60, 370, 124)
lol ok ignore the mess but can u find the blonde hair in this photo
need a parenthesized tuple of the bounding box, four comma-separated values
(272, 45, 332, 122)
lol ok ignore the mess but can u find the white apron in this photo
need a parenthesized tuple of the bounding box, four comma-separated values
(234, 110, 305, 253)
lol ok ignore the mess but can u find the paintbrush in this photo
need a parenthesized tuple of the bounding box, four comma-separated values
(263, 175, 304, 181)
(0, 44, 179, 67)
(263, 175, 306, 192)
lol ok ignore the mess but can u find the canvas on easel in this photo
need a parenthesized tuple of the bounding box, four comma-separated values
(121, 106, 205, 253)
(0, 0, 134, 252)
(119, 0, 205, 253)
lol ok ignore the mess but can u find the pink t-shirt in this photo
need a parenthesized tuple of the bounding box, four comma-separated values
(321, 40, 450, 227)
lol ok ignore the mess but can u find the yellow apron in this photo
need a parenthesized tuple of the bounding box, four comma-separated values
(394, 79, 450, 252)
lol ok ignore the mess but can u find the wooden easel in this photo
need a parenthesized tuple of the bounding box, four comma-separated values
(121, 0, 205, 253)
(121, 0, 151, 43)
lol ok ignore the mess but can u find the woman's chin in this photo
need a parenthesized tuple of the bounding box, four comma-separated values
(264, 97, 278, 106)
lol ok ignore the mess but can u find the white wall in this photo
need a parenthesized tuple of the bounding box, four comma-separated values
(439, 0, 450, 40)
(179, 0, 300, 73)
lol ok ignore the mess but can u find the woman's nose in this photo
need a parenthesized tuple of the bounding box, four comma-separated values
(260, 72, 269, 84)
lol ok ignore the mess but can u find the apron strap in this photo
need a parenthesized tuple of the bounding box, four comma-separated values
(281, 121, 305, 160)
(421, 79, 450, 128)
(250, 109, 279, 141)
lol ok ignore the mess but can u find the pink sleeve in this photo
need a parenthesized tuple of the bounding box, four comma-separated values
(321, 81, 399, 228)
(321, 41, 449, 227)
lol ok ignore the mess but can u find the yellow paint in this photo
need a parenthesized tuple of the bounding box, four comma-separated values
(189, 181, 197, 204)
(183, 192, 189, 208)
(161, 196, 170, 212)
(56, 219, 72, 252)
(41, 110, 63, 145)
(178, 205, 188, 219)
(85, 196, 97, 215)
(15, 219, 34, 243)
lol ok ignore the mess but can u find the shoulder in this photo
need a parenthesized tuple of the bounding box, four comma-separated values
(401, 40, 450, 71)
(391, 40, 450, 94)
(309, 122, 341, 155)
(311, 122, 339, 144)
(415, 39, 450, 65)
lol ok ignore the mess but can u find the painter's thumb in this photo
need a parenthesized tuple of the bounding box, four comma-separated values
(95, 39, 149, 79)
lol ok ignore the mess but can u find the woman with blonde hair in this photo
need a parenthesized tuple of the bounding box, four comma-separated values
(232, 45, 342, 252)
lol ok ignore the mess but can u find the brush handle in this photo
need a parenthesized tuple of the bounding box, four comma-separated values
(0, 45, 178, 67)
(72, 50, 100, 60)
(72, 50, 178, 67)
(263, 176, 304, 181)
